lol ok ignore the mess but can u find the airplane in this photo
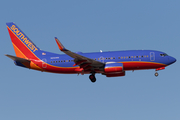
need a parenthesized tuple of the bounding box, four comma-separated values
(5, 22, 176, 83)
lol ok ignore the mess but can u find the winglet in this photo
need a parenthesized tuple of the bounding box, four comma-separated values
(55, 37, 68, 51)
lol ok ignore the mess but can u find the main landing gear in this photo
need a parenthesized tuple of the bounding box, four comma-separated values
(89, 74, 96, 83)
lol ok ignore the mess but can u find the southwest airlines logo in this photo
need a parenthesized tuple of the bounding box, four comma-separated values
(10, 25, 38, 52)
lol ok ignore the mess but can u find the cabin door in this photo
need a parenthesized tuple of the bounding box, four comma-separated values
(150, 52, 155, 61)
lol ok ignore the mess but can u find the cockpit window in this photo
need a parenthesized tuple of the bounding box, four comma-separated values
(160, 53, 168, 57)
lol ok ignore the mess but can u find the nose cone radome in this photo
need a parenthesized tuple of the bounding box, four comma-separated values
(169, 56, 176, 65)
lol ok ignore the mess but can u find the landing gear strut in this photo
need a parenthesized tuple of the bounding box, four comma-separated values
(89, 74, 96, 83)
(155, 72, 159, 77)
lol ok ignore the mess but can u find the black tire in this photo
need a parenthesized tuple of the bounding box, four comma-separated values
(155, 72, 158, 77)
(89, 75, 96, 83)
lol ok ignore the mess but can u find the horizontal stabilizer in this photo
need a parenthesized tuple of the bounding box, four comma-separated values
(5, 54, 30, 63)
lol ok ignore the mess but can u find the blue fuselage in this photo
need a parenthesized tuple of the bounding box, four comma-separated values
(37, 50, 176, 73)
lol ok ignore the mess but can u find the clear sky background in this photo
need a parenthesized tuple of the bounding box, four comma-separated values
(0, 0, 179, 120)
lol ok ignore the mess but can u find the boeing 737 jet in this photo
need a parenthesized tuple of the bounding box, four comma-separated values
(6, 22, 176, 82)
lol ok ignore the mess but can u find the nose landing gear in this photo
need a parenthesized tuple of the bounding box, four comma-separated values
(155, 67, 165, 77)
(155, 72, 159, 77)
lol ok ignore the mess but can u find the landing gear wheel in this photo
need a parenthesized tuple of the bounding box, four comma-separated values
(155, 72, 159, 77)
(89, 74, 96, 83)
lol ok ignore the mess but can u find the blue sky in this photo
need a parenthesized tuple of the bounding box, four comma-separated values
(0, 0, 180, 120)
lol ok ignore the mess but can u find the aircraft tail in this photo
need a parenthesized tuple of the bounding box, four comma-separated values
(6, 22, 41, 60)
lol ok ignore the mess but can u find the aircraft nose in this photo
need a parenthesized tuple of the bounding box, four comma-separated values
(169, 56, 176, 64)
(172, 57, 176, 63)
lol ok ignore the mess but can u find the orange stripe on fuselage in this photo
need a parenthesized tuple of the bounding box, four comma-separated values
(40, 62, 79, 74)
(41, 61, 166, 74)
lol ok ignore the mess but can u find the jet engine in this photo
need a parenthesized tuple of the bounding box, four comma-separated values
(104, 63, 125, 77)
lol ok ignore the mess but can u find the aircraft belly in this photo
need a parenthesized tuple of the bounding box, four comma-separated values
(122, 61, 166, 71)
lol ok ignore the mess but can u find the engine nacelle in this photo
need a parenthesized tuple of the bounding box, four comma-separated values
(104, 63, 125, 77)
(104, 63, 124, 74)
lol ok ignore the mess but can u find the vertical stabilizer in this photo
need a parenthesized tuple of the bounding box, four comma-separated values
(6, 22, 40, 60)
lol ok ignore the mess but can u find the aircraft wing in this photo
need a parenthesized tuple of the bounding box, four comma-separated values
(55, 37, 104, 72)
